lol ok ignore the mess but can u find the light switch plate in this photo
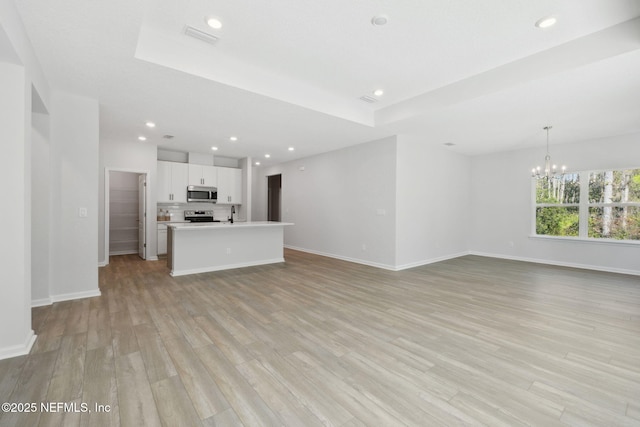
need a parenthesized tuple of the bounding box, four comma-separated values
(79, 207, 88, 217)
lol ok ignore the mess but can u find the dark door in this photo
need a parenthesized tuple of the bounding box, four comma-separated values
(267, 174, 281, 222)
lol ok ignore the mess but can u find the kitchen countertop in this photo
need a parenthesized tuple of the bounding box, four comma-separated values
(167, 221, 293, 230)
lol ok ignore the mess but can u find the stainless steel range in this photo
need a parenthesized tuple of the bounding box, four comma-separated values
(184, 210, 215, 222)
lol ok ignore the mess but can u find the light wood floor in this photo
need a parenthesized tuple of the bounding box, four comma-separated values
(1, 250, 639, 426)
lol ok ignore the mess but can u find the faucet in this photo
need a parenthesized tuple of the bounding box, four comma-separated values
(229, 205, 235, 224)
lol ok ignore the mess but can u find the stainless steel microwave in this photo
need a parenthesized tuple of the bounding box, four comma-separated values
(186, 186, 217, 203)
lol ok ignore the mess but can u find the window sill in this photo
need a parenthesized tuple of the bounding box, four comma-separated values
(529, 235, 640, 247)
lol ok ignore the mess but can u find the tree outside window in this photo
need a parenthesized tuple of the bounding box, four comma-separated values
(534, 168, 640, 241)
(535, 174, 580, 237)
(588, 170, 640, 240)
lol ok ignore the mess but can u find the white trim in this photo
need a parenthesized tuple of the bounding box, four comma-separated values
(469, 251, 640, 277)
(0, 330, 36, 361)
(285, 245, 397, 270)
(147, 256, 159, 261)
(529, 234, 640, 247)
(31, 297, 52, 307)
(50, 289, 102, 303)
(285, 245, 640, 276)
(285, 245, 469, 271)
(394, 252, 470, 271)
(98, 260, 108, 267)
(170, 258, 285, 276)
(109, 250, 139, 256)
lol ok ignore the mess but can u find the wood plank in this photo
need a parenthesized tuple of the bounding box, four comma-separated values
(46, 332, 87, 402)
(151, 375, 202, 427)
(115, 351, 161, 427)
(163, 336, 229, 419)
(81, 345, 120, 427)
(133, 323, 178, 384)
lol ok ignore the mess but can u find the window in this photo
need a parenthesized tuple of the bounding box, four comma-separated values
(588, 170, 640, 240)
(535, 173, 580, 237)
(533, 168, 640, 242)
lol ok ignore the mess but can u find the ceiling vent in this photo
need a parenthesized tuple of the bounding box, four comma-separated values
(184, 26, 219, 45)
(359, 95, 377, 103)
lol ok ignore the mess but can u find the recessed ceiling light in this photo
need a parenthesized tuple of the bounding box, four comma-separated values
(371, 15, 388, 26)
(230, 136, 238, 142)
(206, 16, 222, 29)
(255, 161, 261, 166)
(145, 121, 155, 128)
(162, 134, 174, 139)
(288, 147, 294, 151)
(444, 142, 456, 146)
(265, 154, 271, 158)
(373, 89, 384, 97)
(535, 15, 557, 29)
(211, 146, 218, 151)
(138, 136, 147, 141)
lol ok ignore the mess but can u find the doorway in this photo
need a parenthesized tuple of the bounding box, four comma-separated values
(267, 174, 281, 222)
(104, 169, 149, 265)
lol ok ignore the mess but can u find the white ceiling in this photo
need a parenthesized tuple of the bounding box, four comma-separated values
(11, 0, 640, 163)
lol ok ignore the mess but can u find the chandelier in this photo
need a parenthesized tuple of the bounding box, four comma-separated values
(531, 126, 566, 179)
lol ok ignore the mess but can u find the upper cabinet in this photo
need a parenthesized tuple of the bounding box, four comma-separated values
(188, 164, 217, 187)
(217, 167, 242, 204)
(158, 160, 242, 204)
(157, 161, 188, 203)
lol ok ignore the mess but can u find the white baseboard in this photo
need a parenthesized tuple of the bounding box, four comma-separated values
(109, 250, 138, 256)
(469, 251, 640, 277)
(285, 245, 470, 271)
(284, 245, 398, 270)
(50, 289, 102, 303)
(284, 245, 640, 277)
(33, 290, 102, 307)
(394, 251, 470, 271)
(98, 260, 108, 267)
(31, 297, 52, 307)
(147, 256, 159, 261)
(0, 330, 36, 361)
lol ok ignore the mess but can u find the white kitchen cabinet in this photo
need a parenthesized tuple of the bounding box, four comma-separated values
(217, 167, 242, 204)
(188, 164, 217, 187)
(157, 224, 167, 255)
(157, 161, 188, 203)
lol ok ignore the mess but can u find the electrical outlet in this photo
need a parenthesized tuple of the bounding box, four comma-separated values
(362, 244, 367, 251)
(78, 207, 88, 218)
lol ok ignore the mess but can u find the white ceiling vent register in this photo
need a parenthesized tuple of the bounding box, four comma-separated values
(359, 95, 377, 103)
(184, 26, 219, 45)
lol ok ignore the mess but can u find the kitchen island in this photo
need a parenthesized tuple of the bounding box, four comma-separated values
(166, 221, 293, 276)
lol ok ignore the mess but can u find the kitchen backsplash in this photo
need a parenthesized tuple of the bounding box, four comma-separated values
(157, 203, 237, 222)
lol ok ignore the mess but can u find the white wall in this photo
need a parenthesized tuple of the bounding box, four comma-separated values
(49, 92, 101, 300)
(0, 61, 35, 359)
(254, 137, 398, 268)
(0, 1, 49, 108)
(395, 135, 471, 268)
(470, 132, 640, 275)
(31, 111, 51, 305)
(99, 139, 158, 264)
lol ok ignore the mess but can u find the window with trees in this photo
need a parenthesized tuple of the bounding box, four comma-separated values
(534, 168, 640, 241)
